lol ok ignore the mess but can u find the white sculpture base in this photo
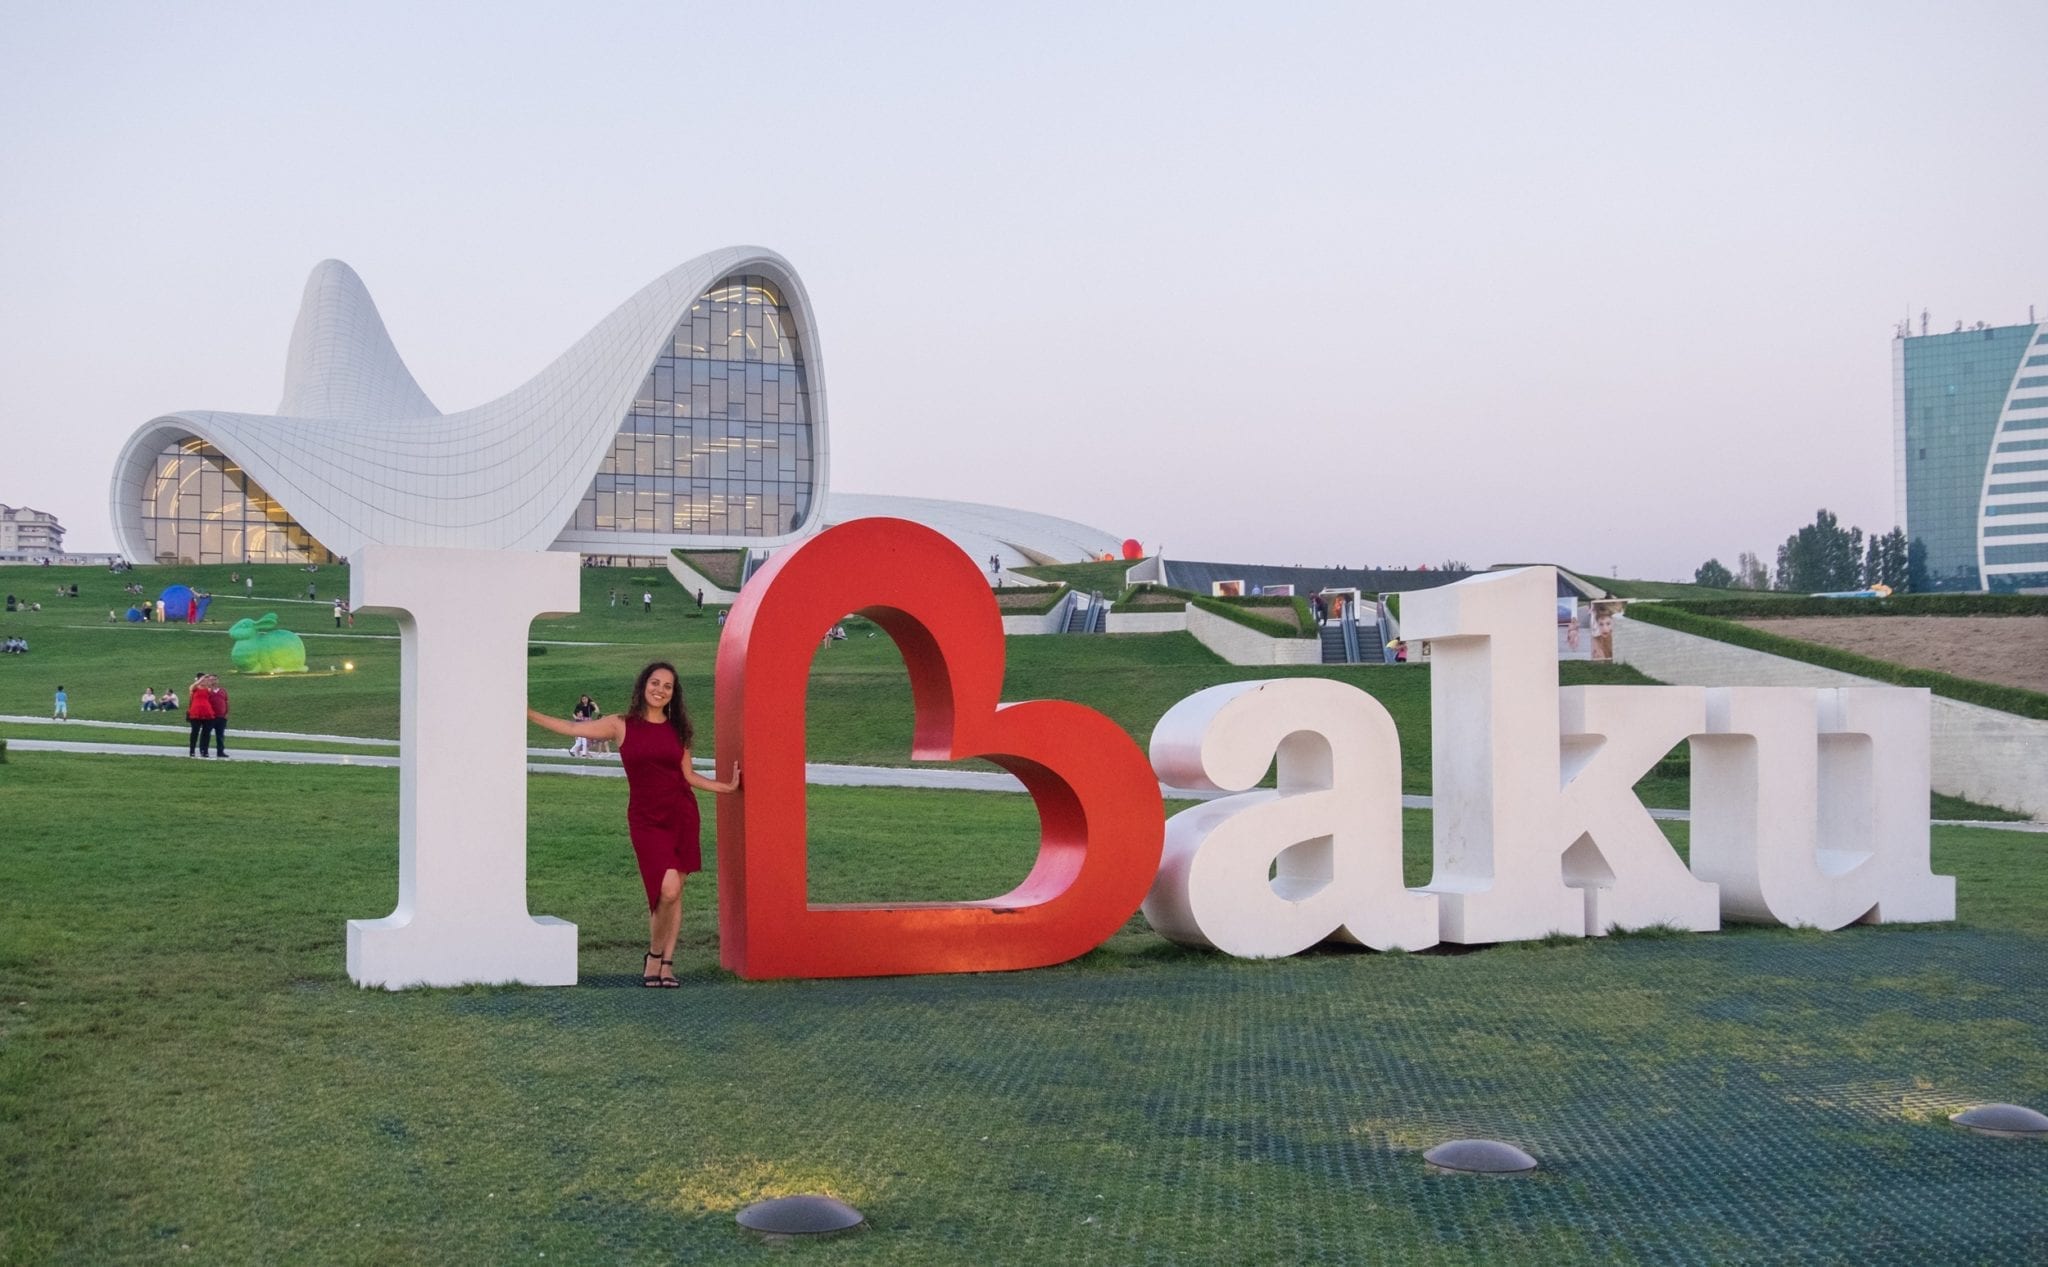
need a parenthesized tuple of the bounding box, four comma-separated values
(349, 915, 578, 989)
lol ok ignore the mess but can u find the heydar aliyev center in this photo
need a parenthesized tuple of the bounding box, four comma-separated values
(109, 247, 1119, 571)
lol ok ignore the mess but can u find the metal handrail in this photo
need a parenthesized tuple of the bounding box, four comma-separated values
(1340, 603, 1361, 663)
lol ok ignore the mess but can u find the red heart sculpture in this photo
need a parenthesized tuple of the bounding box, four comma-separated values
(713, 518, 1165, 979)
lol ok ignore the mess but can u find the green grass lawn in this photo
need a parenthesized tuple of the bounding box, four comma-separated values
(3, 562, 2026, 818)
(1, 752, 2042, 1263)
(1, 563, 1662, 794)
(1010, 559, 1138, 591)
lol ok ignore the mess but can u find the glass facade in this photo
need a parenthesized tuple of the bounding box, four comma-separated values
(564, 274, 815, 540)
(139, 438, 337, 565)
(1898, 324, 2038, 590)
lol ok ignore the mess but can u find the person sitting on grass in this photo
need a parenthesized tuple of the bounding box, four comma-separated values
(527, 663, 739, 988)
(142, 687, 157, 712)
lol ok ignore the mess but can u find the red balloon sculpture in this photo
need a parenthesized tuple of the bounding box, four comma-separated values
(1121, 538, 1143, 560)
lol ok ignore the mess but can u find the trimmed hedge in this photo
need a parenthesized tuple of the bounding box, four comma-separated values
(1012, 559, 1136, 590)
(993, 585, 1067, 614)
(1116, 590, 1190, 611)
(1115, 583, 1196, 609)
(1108, 583, 1316, 637)
(1189, 595, 1317, 639)
(1600, 578, 1792, 601)
(1657, 593, 2048, 620)
(1625, 602, 2048, 720)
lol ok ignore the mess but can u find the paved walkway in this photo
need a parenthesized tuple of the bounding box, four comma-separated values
(2, 715, 398, 745)
(46, 625, 619, 646)
(5, 716, 2040, 830)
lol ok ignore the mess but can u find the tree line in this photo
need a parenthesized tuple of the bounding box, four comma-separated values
(1694, 510, 1924, 593)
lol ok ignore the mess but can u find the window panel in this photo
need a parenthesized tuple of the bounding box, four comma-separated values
(564, 275, 816, 542)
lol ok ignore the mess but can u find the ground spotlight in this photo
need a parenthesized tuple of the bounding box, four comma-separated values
(343, 661, 354, 672)
(1423, 1139, 1538, 1174)
(1949, 1104, 2048, 1139)
(735, 1195, 865, 1238)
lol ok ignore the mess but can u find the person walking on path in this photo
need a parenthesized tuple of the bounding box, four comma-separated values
(206, 675, 230, 758)
(569, 694, 599, 757)
(526, 662, 739, 987)
(185, 676, 216, 756)
(642, 591, 653, 613)
(52, 685, 67, 720)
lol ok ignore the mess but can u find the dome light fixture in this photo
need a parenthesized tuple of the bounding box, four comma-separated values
(735, 1195, 866, 1238)
(1423, 1139, 1539, 1174)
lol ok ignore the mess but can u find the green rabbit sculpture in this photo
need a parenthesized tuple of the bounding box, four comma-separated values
(228, 612, 307, 674)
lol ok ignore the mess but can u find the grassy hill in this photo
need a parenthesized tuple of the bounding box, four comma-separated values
(9, 560, 2020, 815)
(1011, 558, 1136, 590)
(1598, 577, 1794, 601)
(1, 560, 1658, 797)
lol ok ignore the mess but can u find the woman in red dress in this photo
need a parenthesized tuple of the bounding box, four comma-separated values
(527, 661, 739, 987)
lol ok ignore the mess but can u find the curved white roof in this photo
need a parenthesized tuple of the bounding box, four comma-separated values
(109, 246, 832, 559)
(822, 493, 1123, 571)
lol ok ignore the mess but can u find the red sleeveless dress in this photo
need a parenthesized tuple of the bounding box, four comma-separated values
(620, 715, 702, 910)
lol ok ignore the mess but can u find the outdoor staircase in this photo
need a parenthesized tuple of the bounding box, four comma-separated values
(1064, 590, 1107, 633)
(1318, 610, 1387, 664)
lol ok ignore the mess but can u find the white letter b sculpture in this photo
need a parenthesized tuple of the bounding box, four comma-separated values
(347, 546, 583, 988)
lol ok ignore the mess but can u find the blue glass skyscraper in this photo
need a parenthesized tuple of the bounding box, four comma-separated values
(1894, 321, 2048, 591)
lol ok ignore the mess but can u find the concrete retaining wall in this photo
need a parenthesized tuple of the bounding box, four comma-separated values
(1616, 617, 2048, 819)
(1185, 603, 1321, 666)
(1002, 592, 1073, 636)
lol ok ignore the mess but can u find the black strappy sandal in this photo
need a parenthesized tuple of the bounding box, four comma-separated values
(657, 957, 682, 988)
(641, 951, 663, 988)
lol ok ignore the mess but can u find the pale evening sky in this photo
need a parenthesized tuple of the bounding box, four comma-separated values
(2, 1, 2043, 579)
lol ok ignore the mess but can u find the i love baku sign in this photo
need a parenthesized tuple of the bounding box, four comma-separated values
(345, 519, 1953, 989)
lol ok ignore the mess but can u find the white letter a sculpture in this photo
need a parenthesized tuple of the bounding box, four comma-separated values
(347, 546, 583, 988)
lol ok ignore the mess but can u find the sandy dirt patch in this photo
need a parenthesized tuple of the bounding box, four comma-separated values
(1735, 615, 2048, 694)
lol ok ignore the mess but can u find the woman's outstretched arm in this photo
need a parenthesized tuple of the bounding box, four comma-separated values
(680, 748, 741, 794)
(528, 707, 627, 744)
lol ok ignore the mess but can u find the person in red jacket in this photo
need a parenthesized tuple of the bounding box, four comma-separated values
(206, 674, 230, 759)
(185, 674, 216, 757)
